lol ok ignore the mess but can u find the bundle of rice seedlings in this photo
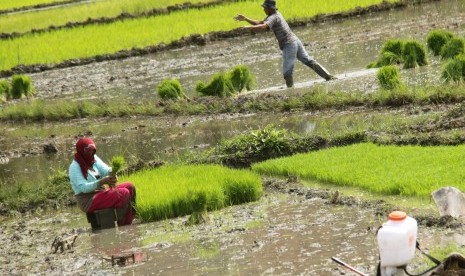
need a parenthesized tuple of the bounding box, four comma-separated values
(442, 54, 465, 82)
(228, 65, 255, 93)
(440, 37, 465, 60)
(111, 155, 126, 175)
(367, 40, 404, 68)
(156, 79, 186, 100)
(11, 74, 34, 99)
(0, 79, 10, 101)
(402, 40, 427, 69)
(427, 29, 455, 56)
(195, 73, 235, 98)
(377, 65, 403, 90)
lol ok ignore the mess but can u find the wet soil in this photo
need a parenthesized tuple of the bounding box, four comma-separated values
(1, 178, 461, 276)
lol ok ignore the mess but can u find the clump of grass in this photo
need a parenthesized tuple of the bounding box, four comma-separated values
(156, 79, 186, 100)
(377, 65, 403, 90)
(427, 29, 455, 56)
(402, 40, 427, 69)
(196, 65, 255, 97)
(122, 164, 262, 222)
(440, 37, 465, 60)
(228, 65, 255, 93)
(252, 143, 465, 198)
(111, 155, 126, 175)
(11, 74, 34, 99)
(441, 54, 465, 82)
(0, 79, 10, 101)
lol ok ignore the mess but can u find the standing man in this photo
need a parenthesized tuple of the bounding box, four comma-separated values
(235, 0, 335, 88)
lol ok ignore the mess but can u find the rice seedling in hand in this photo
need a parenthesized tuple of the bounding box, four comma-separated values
(427, 29, 455, 56)
(402, 40, 427, 69)
(156, 79, 186, 100)
(111, 155, 126, 175)
(440, 37, 465, 60)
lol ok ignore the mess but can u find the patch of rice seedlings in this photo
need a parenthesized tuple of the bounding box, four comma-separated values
(440, 37, 465, 60)
(123, 164, 262, 222)
(0, 0, 63, 11)
(196, 73, 235, 98)
(402, 40, 427, 69)
(377, 65, 403, 90)
(441, 54, 465, 83)
(252, 143, 465, 198)
(426, 29, 455, 56)
(0, 0, 398, 71)
(10, 74, 34, 99)
(367, 39, 404, 68)
(157, 79, 186, 100)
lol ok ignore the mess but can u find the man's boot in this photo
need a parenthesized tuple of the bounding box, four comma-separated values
(308, 61, 335, 81)
(284, 75, 294, 88)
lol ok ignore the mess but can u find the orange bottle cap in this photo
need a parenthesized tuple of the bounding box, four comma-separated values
(389, 211, 407, 221)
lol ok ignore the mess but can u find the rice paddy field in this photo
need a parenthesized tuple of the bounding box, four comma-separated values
(252, 143, 465, 198)
(2, 0, 465, 274)
(0, 0, 397, 71)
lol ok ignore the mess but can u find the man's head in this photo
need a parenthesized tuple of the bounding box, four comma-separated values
(262, 0, 277, 14)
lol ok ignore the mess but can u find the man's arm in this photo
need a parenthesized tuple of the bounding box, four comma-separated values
(235, 14, 269, 31)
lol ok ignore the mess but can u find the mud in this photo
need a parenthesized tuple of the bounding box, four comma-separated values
(1, 178, 461, 276)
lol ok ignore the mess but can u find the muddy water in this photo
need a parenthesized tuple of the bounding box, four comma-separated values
(1, 190, 460, 276)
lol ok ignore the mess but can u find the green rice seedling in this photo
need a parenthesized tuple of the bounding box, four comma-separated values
(377, 65, 402, 90)
(426, 29, 455, 56)
(122, 164, 262, 222)
(441, 54, 465, 82)
(111, 155, 126, 175)
(252, 143, 465, 198)
(157, 79, 186, 100)
(196, 73, 235, 98)
(402, 40, 427, 69)
(228, 65, 255, 93)
(440, 37, 465, 60)
(381, 39, 404, 57)
(0, 80, 10, 101)
(11, 74, 34, 99)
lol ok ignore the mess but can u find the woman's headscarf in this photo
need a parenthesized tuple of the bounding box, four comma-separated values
(74, 138, 97, 178)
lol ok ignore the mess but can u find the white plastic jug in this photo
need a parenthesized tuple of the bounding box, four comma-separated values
(377, 211, 418, 269)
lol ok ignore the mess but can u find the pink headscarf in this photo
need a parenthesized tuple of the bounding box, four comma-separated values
(74, 138, 96, 178)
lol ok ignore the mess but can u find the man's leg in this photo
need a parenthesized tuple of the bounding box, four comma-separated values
(282, 42, 298, 88)
(296, 40, 335, 81)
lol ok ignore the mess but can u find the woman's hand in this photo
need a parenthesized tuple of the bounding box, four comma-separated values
(99, 175, 118, 188)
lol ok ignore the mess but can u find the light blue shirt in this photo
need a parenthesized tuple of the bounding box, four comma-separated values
(69, 155, 111, 195)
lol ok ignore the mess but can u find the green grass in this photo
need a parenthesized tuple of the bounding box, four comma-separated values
(0, 0, 67, 11)
(252, 143, 465, 198)
(0, 0, 217, 34)
(0, 0, 398, 71)
(123, 164, 263, 222)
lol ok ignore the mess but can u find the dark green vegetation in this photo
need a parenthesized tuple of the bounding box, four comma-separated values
(427, 29, 454, 56)
(442, 54, 465, 82)
(157, 79, 187, 100)
(368, 39, 427, 69)
(195, 65, 255, 97)
(1, 74, 34, 100)
(377, 65, 403, 90)
(441, 37, 465, 60)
